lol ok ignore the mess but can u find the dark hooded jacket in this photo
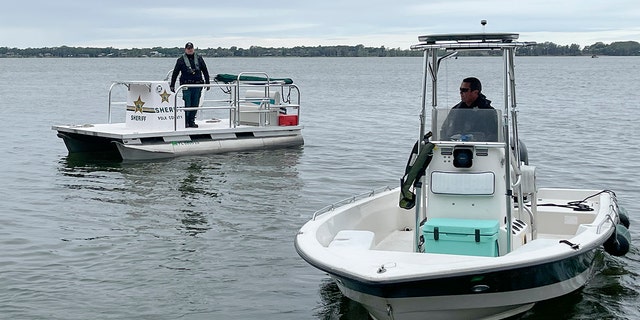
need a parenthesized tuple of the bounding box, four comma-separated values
(440, 94, 499, 141)
(452, 93, 493, 110)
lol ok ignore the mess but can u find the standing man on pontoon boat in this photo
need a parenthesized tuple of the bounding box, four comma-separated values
(440, 77, 499, 141)
(170, 42, 210, 128)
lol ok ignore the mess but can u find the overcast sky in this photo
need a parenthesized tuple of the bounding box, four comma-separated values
(2, 0, 639, 49)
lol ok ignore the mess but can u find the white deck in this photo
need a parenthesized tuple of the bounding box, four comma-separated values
(53, 117, 301, 139)
(374, 229, 414, 252)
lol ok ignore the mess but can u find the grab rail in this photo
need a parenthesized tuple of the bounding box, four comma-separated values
(592, 191, 618, 235)
(597, 204, 617, 235)
(106, 72, 301, 130)
(172, 83, 237, 129)
(312, 186, 393, 220)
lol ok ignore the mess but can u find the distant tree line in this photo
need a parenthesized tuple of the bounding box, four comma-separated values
(517, 41, 640, 56)
(1, 41, 639, 58)
(0, 45, 420, 58)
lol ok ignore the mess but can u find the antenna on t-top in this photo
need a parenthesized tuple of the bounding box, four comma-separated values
(481, 20, 487, 33)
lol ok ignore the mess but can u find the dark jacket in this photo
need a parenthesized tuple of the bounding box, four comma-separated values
(452, 93, 493, 110)
(170, 53, 210, 89)
(440, 94, 499, 141)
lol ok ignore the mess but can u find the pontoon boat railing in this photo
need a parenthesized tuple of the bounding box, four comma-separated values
(173, 83, 236, 129)
(106, 73, 301, 131)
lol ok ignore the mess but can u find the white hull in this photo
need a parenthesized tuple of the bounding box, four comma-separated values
(114, 132, 303, 160)
(54, 119, 303, 161)
(336, 266, 592, 320)
(295, 187, 617, 320)
(340, 284, 535, 320)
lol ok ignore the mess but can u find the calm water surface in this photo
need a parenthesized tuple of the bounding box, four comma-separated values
(0, 56, 638, 319)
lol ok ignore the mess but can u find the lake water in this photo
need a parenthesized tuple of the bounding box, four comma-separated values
(0, 56, 638, 319)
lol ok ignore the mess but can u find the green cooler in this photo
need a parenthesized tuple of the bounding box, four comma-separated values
(422, 218, 499, 257)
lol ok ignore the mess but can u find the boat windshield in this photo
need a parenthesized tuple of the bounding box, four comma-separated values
(433, 108, 503, 142)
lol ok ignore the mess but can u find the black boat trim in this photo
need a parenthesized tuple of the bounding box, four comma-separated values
(295, 239, 600, 299)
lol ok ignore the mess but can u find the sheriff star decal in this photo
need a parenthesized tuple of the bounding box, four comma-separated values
(134, 96, 145, 113)
(159, 89, 171, 103)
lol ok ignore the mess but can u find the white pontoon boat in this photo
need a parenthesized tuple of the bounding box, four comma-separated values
(53, 72, 303, 161)
(295, 33, 631, 320)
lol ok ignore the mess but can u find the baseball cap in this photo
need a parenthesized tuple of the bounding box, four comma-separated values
(185, 42, 194, 49)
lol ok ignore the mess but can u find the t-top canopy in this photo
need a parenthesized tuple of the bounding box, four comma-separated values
(411, 33, 535, 51)
(418, 33, 519, 44)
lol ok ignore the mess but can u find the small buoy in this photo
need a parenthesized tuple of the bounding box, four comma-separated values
(618, 206, 630, 229)
(604, 224, 631, 257)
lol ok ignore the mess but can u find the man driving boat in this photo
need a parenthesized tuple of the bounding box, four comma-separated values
(440, 77, 499, 142)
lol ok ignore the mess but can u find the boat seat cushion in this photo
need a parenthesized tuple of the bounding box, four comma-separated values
(245, 89, 280, 105)
(329, 230, 375, 250)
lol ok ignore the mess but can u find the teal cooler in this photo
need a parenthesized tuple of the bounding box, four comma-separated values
(422, 218, 499, 257)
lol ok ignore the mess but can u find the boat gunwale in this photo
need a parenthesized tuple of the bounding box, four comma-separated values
(296, 234, 604, 299)
(52, 122, 303, 140)
(295, 187, 616, 288)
